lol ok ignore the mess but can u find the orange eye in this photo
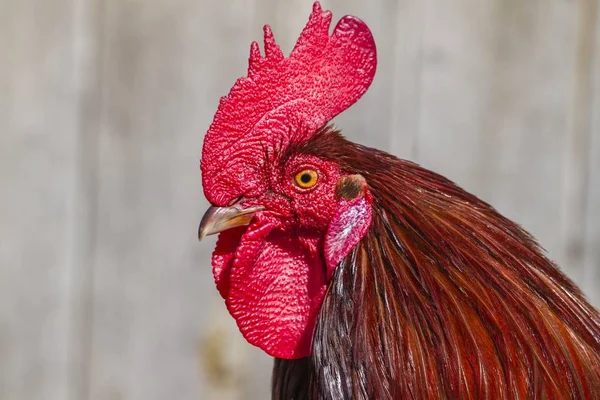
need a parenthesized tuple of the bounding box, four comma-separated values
(294, 169, 318, 189)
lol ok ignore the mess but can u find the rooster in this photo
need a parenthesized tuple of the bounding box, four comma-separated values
(198, 3, 600, 399)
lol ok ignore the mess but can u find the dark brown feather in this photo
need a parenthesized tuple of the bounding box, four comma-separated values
(273, 127, 600, 399)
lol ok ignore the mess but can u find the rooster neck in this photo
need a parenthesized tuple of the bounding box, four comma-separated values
(271, 128, 600, 400)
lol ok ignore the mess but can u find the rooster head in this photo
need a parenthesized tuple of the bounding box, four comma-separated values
(199, 2, 377, 359)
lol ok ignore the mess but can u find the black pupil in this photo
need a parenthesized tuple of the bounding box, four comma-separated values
(300, 172, 312, 184)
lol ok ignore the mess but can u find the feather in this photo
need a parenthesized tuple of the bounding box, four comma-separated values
(273, 127, 600, 399)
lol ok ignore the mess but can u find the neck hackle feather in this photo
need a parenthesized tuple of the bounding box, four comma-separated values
(273, 128, 600, 400)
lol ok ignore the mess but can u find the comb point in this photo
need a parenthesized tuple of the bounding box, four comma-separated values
(263, 25, 283, 60)
(248, 41, 261, 76)
(249, 41, 261, 60)
(310, 1, 331, 28)
(312, 1, 322, 14)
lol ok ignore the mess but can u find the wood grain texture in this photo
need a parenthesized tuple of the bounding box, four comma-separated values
(2, 1, 599, 399)
(0, 1, 89, 399)
(582, 1, 600, 307)
(562, 0, 599, 289)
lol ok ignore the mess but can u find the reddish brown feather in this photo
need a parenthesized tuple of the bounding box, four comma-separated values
(273, 127, 600, 399)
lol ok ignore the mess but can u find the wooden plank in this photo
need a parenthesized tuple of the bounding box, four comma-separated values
(415, 0, 583, 283)
(561, 0, 599, 297)
(0, 0, 91, 399)
(87, 0, 273, 399)
(582, 2, 600, 307)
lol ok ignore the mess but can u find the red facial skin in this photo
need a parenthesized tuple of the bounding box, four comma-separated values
(211, 154, 372, 359)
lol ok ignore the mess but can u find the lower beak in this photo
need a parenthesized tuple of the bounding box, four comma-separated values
(198, 203, 264, 241)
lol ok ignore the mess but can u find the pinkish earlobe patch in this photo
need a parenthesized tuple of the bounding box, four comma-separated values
(324, 192, 373, 279)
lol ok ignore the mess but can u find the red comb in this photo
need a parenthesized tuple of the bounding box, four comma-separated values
(201, 1, 377, 205)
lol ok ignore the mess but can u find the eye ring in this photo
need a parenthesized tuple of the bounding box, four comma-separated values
(294, 169, 318, 189)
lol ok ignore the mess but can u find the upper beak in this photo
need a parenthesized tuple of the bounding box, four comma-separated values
(198, 202, 264, 241)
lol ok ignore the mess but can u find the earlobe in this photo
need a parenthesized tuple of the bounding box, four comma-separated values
(324, 175, 373, 279)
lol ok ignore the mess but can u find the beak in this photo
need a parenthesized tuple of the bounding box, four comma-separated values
(198, 202, 264, 241)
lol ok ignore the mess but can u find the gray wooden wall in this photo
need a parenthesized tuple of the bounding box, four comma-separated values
(1, 0, 599, 399)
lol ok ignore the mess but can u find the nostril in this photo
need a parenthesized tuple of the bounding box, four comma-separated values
(241, 191, 294, 217)
(227, 196, 242, 207)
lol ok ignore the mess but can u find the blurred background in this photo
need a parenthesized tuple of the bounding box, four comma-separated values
(1, 0, 599, 399)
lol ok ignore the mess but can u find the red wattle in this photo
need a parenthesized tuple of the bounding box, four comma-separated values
(212, 217, 327, 359)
